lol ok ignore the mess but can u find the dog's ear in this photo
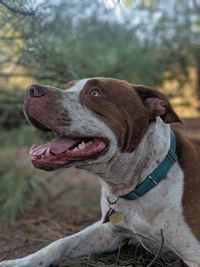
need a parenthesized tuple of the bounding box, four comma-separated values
(133, 85, 182, 124)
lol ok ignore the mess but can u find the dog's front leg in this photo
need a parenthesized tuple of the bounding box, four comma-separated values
(0, 221, 125, 267)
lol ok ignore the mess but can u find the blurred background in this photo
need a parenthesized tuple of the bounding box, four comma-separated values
(0, 0, 199, 265)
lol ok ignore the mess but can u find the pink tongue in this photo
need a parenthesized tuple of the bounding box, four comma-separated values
(30, 137, 81, 156)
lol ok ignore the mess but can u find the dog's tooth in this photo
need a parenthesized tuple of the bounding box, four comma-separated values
(45, 147, 51, 157)
(87, 141, 92, 146)
(78, 141, 86, 150)
(73, 147, 79, 152)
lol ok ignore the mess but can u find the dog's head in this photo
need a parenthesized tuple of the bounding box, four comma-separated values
(24, 78, 181, 171)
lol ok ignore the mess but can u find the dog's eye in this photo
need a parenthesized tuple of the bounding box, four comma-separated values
(89, 89, 101, 97)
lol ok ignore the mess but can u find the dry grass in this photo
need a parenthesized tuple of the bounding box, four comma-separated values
(60, 244, 168, 267)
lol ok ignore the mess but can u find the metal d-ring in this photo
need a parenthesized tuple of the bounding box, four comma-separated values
(107, 195, 118, 205)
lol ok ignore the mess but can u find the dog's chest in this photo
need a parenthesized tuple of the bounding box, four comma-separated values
(101, 163, 183, 229)
(104, 192, 169, 241)
(102, 191, 166, 248)
(100, 164, 200, 260)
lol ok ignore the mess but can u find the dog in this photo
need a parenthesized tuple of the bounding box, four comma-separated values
(0, 78, 200, 267)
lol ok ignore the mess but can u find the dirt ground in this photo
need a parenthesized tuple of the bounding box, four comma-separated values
(0, 118, 199, 266)
(0, 167, 101, 261)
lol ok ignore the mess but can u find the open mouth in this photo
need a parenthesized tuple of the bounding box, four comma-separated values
(28, 117, 109, 170)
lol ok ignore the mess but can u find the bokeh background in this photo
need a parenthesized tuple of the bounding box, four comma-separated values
(0, 0, 200, 266)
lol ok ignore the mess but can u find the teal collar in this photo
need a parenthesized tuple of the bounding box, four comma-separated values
(119, 130, 177, 201)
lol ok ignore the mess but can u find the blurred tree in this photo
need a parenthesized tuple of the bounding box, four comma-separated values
(0, 0, 48, 82)
(0, 0, 35, 15)
(123, 0, 200, 99)
(0, 0, 199, 101)
(18, 0, 171, 87)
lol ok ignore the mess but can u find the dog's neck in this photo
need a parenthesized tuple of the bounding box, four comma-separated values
(101, 118, 171, 196)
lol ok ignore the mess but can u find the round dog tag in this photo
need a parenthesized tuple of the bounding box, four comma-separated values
(109, 211, 124, 225)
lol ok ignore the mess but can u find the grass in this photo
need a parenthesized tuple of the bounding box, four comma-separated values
(0, 124, 59, 224)
(60, 245, 169, 267)
(0, 125, 49, 224)
(0, 147, 45, 224)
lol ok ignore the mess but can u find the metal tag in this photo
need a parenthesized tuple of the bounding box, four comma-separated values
(109, 211, 124, 225)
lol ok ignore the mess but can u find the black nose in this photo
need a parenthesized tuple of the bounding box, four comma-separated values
(26, 84, 45, 98)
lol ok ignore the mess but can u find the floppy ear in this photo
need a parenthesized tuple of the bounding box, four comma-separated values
(133, 85, 182, 124)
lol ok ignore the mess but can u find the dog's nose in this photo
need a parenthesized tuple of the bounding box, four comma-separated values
(26, 84, 45, 98)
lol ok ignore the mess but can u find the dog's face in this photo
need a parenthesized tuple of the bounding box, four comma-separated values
(24, 78, 181, 171)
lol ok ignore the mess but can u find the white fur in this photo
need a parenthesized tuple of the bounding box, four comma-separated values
(61, 79, 118, 167)
(1, 79, 200, 267)
(66, 79, 90, 93)
(99, 119, 200, 266)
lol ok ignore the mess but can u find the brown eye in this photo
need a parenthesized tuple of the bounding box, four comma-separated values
(89, 89, 101, 97)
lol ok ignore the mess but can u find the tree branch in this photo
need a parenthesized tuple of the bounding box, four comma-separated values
(0, 0, 35, 16)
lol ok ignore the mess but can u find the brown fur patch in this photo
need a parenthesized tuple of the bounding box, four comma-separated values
(172, 124, 200, 241)
(24, 85, 71, 134)
(79, 78, 150, 152)
(79, 78, 180, 153)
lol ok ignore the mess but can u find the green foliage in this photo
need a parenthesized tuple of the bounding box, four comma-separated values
(0, 168, 30, 223)
(0, 147, 44, 224)
(0, 0, 33, 65)
(0, 125, 53, 224)
(0, 121, 57, 224)
(0, 0, 200, 97)
(0, 89, 25, 128)
(130, 0, 200, 97)
(0, 125, 40, 147)
(22, 1, 167, 87)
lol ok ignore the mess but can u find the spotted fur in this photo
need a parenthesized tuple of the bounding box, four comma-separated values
(1, 78, 200, 267)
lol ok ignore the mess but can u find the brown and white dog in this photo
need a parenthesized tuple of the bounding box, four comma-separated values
(1, 78, 200, 267)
